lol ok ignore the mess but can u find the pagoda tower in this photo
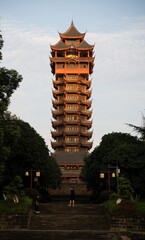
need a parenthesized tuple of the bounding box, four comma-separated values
(50, 21, 95, 186)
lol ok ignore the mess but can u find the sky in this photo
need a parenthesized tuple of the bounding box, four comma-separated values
(1, 0, 145, 152)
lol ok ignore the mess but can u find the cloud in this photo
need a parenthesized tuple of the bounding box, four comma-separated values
(1, 18, 145, 151)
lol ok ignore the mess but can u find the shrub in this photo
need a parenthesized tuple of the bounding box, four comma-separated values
(117, 201, 136, 216)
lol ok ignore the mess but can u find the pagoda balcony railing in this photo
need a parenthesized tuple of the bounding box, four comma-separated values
(64, 119, 80, 124)
(64, 109, 78, 114)
(55, 68, 89, 74)
(64, 140, 80, 146)
(64, 99, 78, 103)
(64, 88, 79, 93)
(64, 78, 78, 83)
(64, 130, 80, 135)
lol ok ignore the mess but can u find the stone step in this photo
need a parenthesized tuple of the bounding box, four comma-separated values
(37, 203, 107, 215)
(30, 214, 110, 230)
(0, 230, 108, 240)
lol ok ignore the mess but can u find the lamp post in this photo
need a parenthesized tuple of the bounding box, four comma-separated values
(100, 165, 120, 192)
(25, 168, 40, 189)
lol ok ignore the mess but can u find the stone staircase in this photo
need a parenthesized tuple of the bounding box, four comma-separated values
(0, 203, 110, 240)
(29, 203, 110, 239)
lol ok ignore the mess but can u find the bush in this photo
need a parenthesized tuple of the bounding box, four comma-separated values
(117, 201, 136, 216)
(0, 196, 32, 213)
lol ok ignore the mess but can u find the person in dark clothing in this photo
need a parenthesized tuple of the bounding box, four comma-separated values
(33, 195, 40, 213)
(69, 187, 75, 207)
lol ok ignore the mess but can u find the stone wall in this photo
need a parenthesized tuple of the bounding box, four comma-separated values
(48, 182, 92, 195)
(108, 215, 145, 240)
(0, 212, 32, 230)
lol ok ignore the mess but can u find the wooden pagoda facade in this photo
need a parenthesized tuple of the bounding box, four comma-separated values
(50, 21, 94, 185)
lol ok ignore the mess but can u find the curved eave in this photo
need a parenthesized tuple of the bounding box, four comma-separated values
(51, 45, 70, 51)
(80, 110, 92, 117)
(51, 141, 63, 149)
(81, 141, 92, 149)
(52, 120, 63, 128)
(53, 80, 64, 85)
(59, 33, 86, 40)
(81, 120, 92, 128)
(52, 99, 64, 106)
(81, 131, 93, 138)
(52, 110, 64, 116)
(76, 46, 94, 50)
(80, 99, 92, 107)
(52, 90, 64, 96)
(51, 131, 63, 138)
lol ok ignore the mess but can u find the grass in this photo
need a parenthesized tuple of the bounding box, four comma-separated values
(0, 197, 32, 213)
(135, 200, 145, 215)
(105, 199, 145, 216)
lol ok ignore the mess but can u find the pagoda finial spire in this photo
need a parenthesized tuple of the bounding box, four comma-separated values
(71, 18, 74, 26)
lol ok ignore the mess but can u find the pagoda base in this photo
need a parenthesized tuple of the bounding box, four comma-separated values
(50, 151, 91, 195)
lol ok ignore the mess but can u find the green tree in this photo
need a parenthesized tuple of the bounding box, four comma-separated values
(0, 33, 22, 186)
(82, 132, 145, 196)
(4, 119, 61, 189)
(117, 176, 134, 200)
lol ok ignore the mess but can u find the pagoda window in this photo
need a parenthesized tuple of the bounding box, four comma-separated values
(67, 94, 77, 100)
(67, 75, 77, 80)
(80, 63, 88, 68)
(66, 39, 78, 46)
(57, 63, 65, 68)
(67, 84, 77, 90)
(67, 115, 77, 120)
(66, 147, 77, 152)
(67, 125, 77, 131)
(57, 51, 65, 58)
(66, 62, 78, 68)
(80, 51, 88, 58)
(67, 104, 77, 110)
(66, 136, 77, 142)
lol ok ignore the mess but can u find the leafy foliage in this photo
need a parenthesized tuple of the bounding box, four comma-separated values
(117, 176, 134, 200)
(3, 119, 61, 189)
(4, 175, 25, 202)
(82, 132, 145, 196)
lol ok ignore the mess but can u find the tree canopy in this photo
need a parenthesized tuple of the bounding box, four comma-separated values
(81, 132, 145, 196)
(0, 32, 61, 190)
(3, 119, 61, 189)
